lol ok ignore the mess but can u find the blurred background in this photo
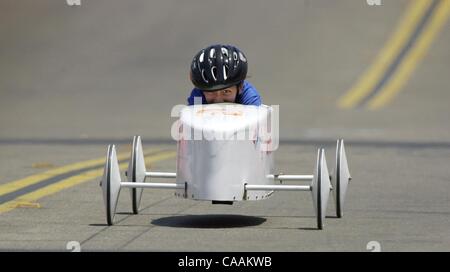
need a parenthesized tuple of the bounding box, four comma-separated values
(1, 0, 450, 251)
(1, 0, 448, 142)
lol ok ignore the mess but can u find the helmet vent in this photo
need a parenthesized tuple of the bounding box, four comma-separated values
(211, 66, 218, 81)
(221, 47, 229, 57)
(239, 52, 247, 62)
(223, 65, 228, 80)
(201, 69, 208, 83)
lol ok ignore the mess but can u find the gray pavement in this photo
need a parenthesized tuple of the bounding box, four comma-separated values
(0, 0, 449, 251)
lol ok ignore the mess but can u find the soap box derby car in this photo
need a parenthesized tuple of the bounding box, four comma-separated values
(101, 103, 351, 229)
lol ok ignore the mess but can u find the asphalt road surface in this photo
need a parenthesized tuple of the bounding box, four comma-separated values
(0, 0, 449, 251)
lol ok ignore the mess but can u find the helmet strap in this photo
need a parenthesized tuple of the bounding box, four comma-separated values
(234, 81, 244, 103)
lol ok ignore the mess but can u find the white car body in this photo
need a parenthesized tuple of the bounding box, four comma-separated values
(175, 104, 274, 201)
(100, 103, 351, 229)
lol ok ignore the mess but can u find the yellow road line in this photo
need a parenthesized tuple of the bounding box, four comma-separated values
(337, 0, 433, 109)
(0, 151, 176, 214)
(0, 148, 161, 196)
(13, 202, 41, 209)
(368, 0, 450, 110)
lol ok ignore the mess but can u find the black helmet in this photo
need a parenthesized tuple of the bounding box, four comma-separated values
(190, 44, 248, 91)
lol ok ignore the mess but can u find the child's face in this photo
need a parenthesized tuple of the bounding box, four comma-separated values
(203, 86, 239, 104)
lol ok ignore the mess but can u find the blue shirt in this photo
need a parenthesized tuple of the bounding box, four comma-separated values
(187, 80, 262, 106)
